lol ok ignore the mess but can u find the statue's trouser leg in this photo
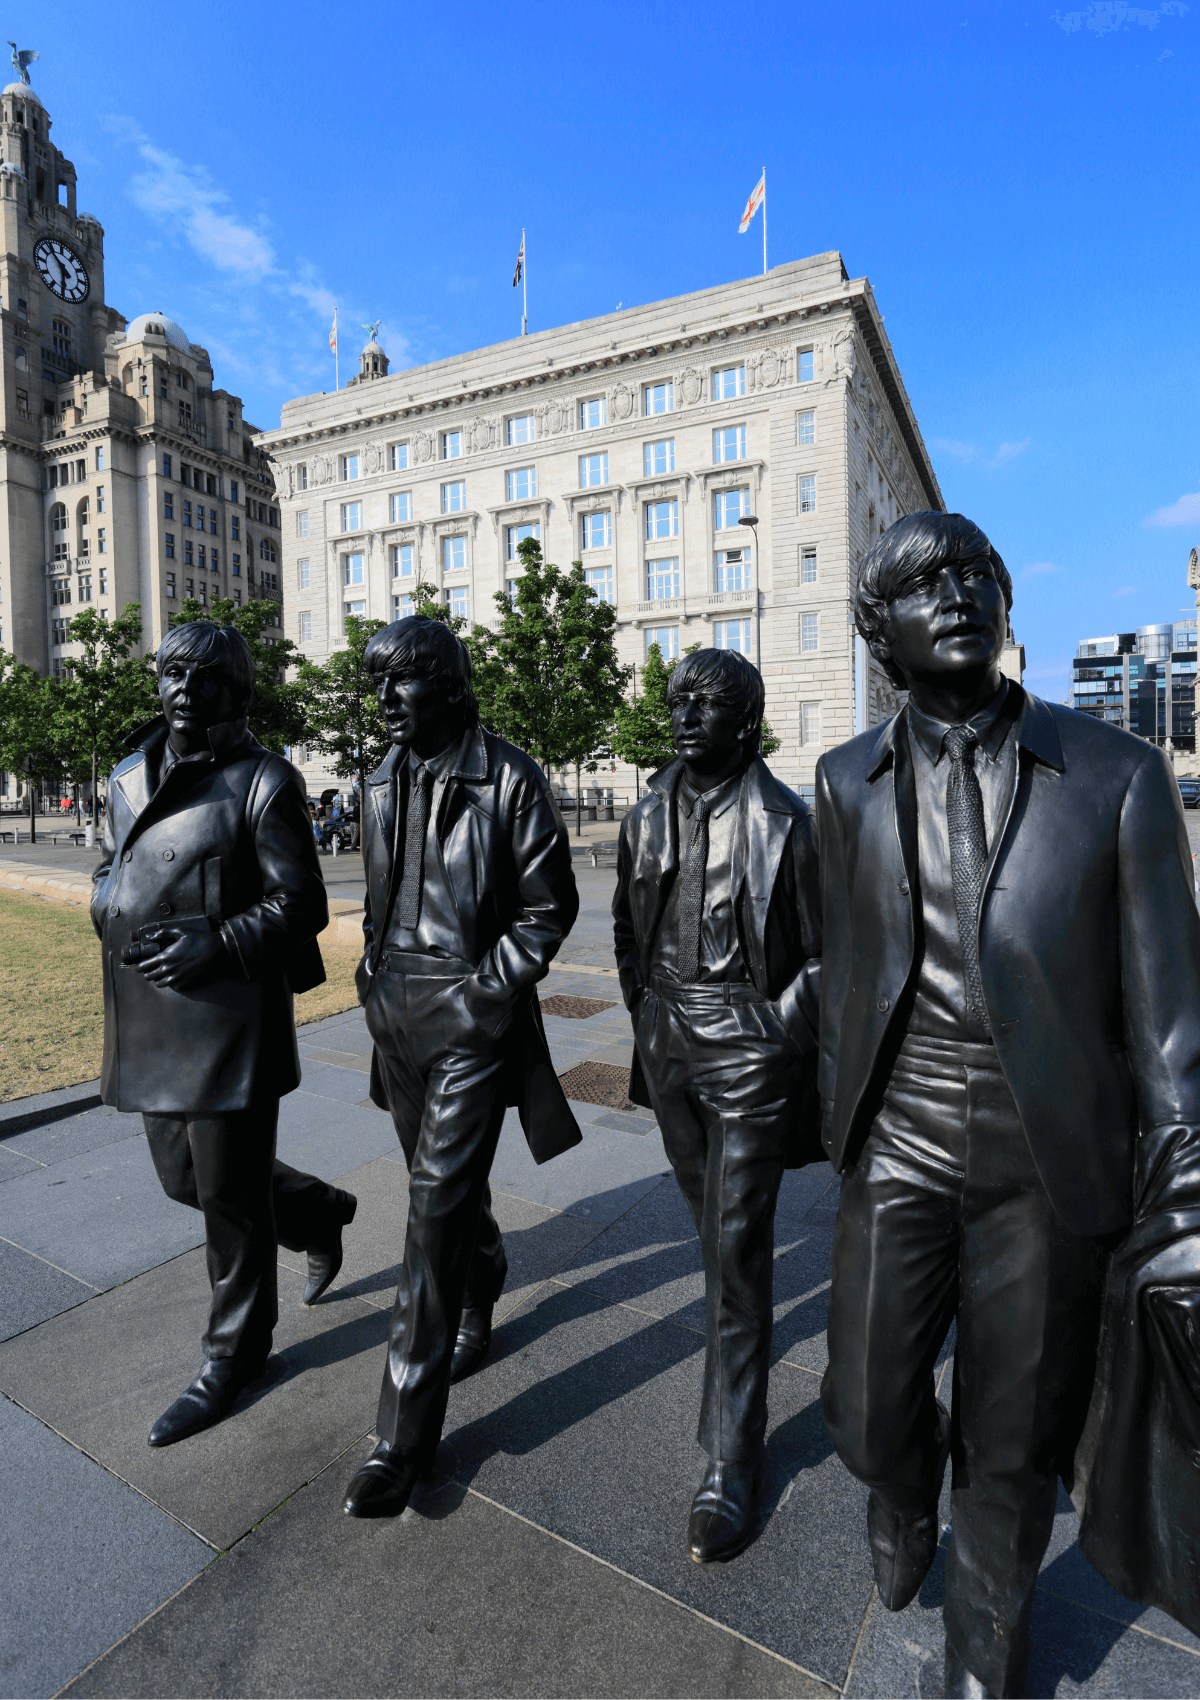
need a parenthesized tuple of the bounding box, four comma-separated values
(822, 1034, 1107, 1696)
(270, 1162, 352, 1255)
(365, 965, 509, 1455)
(635, 981, 804, 1463)
(143, 1097, 280, 1367)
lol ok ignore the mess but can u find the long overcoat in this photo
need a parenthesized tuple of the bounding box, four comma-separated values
(92, 716, 327, 1113)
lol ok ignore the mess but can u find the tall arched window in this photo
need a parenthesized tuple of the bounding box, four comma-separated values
(50, 502, 69, 562)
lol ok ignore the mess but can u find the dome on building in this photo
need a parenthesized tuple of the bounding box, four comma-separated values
(77, 211, 101, 226)
(362, 338, 385, 357)
(0, 160, 23, 176)
(122, 312, 191, 351)
(3, 82, 42, 105)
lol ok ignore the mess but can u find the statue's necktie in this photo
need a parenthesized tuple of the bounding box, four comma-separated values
(676, 794, 712, 983)
(397, 763, 430, 930)
(944, 725, 990, 1032)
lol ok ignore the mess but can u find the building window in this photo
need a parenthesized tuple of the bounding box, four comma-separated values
(196, 505, 204, 532)
(99, 567, 108, 595)
(296, 465, 306, 491)
(198, 545, 206, 571)
(341, 501, 363, 531)
(581, 511, 611, 550)
(799, 474, 817, 514)
(798, 348, 814, 384)
(97, 527, 106, 554)
(507, 414, 534, 445)
(52, 618, 68, 646)
(390, 491, 412, 523)
(165, 534, 176, 559)
(713, 425, 747, 463)
(183, 499, 192, 528)
(644, 381, 673, 416)
(801, 613, 819, 653)
(163, 492, 175, 521)
(261, 537, 279, 564)
(96, 485, 105, 513)
(95, 447, 104, 471)
(392, 543, 414, 578)
(800, 546, 817, 584)
(713, 365, 745, 401)
(580, 396, 607, 430)
(231, 516, 240, 541)
(713, 618, 751, 654)
(797, 410, 815, 446)
(162, 454, 172, 479)
(644, 438, 675, 476)
(446, 585, 469, 619)
(300, 610, 312, 642)
(211, 549, 219, 573)
(230, 480, 239, 502)
(341, 453, 360, 480)
(394, 593, 415, 619)
(584, 565, 613, 605)
(644, 625, 679, 658)
(344, 553, 365, 587)
(345, 600, 366, 628)
(185, 578, 195, 598)
(580, 452, 608, 488)
(442, 480, 466, 514)
(184, 540, 194, 565)
(50, 580, 71, 606)
(198, 583, 207, 608)
(233, 589, 241, 606)
(443, 535, 467, 572)
(442, 430, 462, 460)
(232, 554, 241, 577)
(645, 499, 678, 540)
(800, 701, 821, 746)
(506, 466, 536, 501)
(715, 548, 750, 592)
(296, 510, 309, 537)
(298, 559, 311, 589)
(389, 442, 409, 471)
(713, 488, 749, 530)
(646, 558, 680, 600)
(506, 521, 540, 560)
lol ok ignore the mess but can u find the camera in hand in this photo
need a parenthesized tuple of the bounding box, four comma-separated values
(121, 927, 165, 966)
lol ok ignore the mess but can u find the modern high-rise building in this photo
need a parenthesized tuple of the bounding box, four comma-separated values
(257, 252, 946, 801)
(1071, 620, 1198, 751)
(0, 76, 279, 691)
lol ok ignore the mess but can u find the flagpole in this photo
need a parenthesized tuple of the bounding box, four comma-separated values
(762, 167, 767, 276)
(522, 228, 528, 336)
(333, 306, 339, 390)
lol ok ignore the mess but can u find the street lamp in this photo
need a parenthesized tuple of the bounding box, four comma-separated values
(737, 514, 761, 666)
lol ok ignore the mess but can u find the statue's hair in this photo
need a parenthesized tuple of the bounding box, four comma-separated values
(855, 511, 1012, 689)
(363, 616, 479, 725)
(667, 646, 765, 744)
(155, 620, 256, 707)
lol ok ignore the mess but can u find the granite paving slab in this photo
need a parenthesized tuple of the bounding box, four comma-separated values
(1, 1102, 135, 1167)
(298, 1045, 372, 1071)
(439, 1279, 872, 1685)
(0, 1249, 386, 1551)
(0, 1393, 212, 1700)
(0, 1142, 41, 1182)
(274, 1092, 396, 1181)
(288, 1057, 381, 1106)
(0, 1236, 97, 1341)
(488, 1111, 671, 1223)
(63, 1449, 830, 1699)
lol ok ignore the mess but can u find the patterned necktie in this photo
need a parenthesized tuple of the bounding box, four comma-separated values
(944, 725, 990, 1032)
(397, 763, 430, 931)
(676, 794, 712, 983)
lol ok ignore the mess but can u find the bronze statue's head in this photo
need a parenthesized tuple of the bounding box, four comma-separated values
(666, 646, 764, 781)
(365, 616, 478, 754)
(854, 511, 1012, 695)
(155, 621, 256, 737)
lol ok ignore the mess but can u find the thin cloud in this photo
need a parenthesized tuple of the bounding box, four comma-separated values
(1023, 561, 1061, 576)
(992, 438, 1031, 466)
(1114, 585, 1139, 595)
(930, 437, 1031, 470)
(123, 134, 275, 276)
(1144, 491, 1200, 527)
(1053, 2, 1188, 34)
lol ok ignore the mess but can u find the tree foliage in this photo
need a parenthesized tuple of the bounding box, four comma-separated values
(294, 613, 389, 802)
(0, 651, 58, 789)
(612, 641, 675, 773)
(50, 604, 158, 800)
(172, 594, 306, 752)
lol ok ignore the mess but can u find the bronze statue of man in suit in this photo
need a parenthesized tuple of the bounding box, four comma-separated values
(613, 647, 822, 1564)
(92, 622, 356, 1448)
(817, 511, 1200, 1696)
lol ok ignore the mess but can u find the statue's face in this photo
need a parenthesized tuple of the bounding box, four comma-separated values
(375, 668, 462, 751)
(879, 556, 1007, 687)
(670, 687, 752, 770)
(157, 656, 242, 737)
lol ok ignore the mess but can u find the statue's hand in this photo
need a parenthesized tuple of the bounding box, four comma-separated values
(131, 926, 228, 991)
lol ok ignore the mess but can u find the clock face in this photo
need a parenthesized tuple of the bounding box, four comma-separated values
(34, 238, 90, 303)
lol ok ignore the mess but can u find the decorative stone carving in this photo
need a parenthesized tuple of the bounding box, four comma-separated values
(828, 328, 857, 387)
(679, 367, 703, 406)
(611, 381, 636, 421)
(273, 461, 294, 500)
(412, 429, 434, 464)
(758, 348, 782, 389)
(1189, 547, 1200, 592)
(469, 417, 493, 454)
(363, 441, 384, 476)
(310, 453, 334, 486)
(543, 400, 570, 436)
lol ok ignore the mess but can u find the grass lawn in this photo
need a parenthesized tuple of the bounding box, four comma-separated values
(0, 889, 362, 1105)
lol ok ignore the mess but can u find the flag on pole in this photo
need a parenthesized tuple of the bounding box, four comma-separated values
(328, 309, 338, 352)
(513, 233, 525, 287)
(738, 171, 766, 234)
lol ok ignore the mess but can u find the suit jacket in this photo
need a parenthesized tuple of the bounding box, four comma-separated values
(612, 755, 823, 1154)
(816, 687, 1200, 1237)
(92, 716, 328, 1113)
(358, 721, 581, 1165)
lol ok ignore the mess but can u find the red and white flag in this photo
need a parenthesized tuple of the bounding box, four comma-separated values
(738, 171, 765, 234)
(329, 308, 338, 352)
(513, 233, 525, 287)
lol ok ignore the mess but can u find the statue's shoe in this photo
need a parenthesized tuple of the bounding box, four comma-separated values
(343, 1442, 425, 1519)
(449, 1305, 493, 1383)
(303, 1189, 358, 1306)
(148, 1356, 268, 1447)
(868, 1398, 950, 1611)
(687, 1455, 761, 1564)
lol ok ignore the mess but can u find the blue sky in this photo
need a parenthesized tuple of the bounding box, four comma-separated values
(20, 0, 1199, 699)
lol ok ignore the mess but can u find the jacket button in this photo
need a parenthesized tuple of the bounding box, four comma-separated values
(877, 996, 890, 1013)
(122, 850, 133, 863)
(158, 902, 172, 915)
(898, 879, 909, 895)
(110, 904, 120, 917)
(162, 849, 174, 861)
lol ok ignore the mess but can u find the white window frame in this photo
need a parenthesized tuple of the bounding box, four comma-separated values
(643, 381, 674, 417)
(442, 430, 462, 460)
(392, 542, 414, 579)
(644, 625, 679, 658)
(298, 559, 311, 589)
(343, 553, 365, 588)
(507, 413, 535, 446)
(645, 499, 679, 541)
(579, 396, 607, 430)
(799, 474, 817, 514)
(715, 548, 751, 593)
(799, 546, 817, 585)
(390, 491, 412, 523)
(505, 466, 537, 501)
(389, 442, 409, 471)
(801, 613, 820, 653)
(713, 618, 751, 654)
(796, 410, 816, 446)
(713, 425, 747, 464)
(584, 564, 613, 604)
(712, 364, 745, 401)
(797, 347, 815, 385)
(505, 521, 540, 560)
(644, 438, 675, 476)
(299, 610, 312, 642)
(341, 500, 363, 532)
(341, 453, 360, 480)
(443, 534, 467, 572)
(442, 480, 466, 514)
(581, 510, 612, 551)
(579, 452, 608, 488)
(645, 557, 680, 600)
(296, 510, 309, 538)
(713, 488, 749, 531)
(800, 701, 821, 746)
(446, 585, 469, 619)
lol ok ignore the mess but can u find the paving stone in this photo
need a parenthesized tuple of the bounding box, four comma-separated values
(489, 1110, 671, 1224)
(0, 1249, 387, 1551)
(0, 1237, 97, 1342)
(438, 1280, 873, 1685)
(291, 1057, 381, 1105)
(275, 1091, 396, 1180)
(63, 1448, 831, 1699)
(298, 1045, 372, 1072)
(0, 1393, 212, 1700)
(2, 1102, 135, 1167)
(0, 1079, 105, 1137)
(0, 1142, 41, 1182)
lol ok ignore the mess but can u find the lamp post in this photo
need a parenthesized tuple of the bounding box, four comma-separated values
(737, 514, 761, 667)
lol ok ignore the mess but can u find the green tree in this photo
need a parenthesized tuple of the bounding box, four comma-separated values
(295, 613, 388, 806)
(551, 565, 631, 834)
(49, 605, 158, 822)
(612, 641, 675, 776)
(0, 651, 60, 835)
(172, 594, 307, 752)
(408, 579, 467, 634)
(760, 717, 781, 758)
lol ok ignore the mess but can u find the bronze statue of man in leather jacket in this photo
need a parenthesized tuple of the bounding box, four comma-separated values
(342, 616, 581, 1521)
(817, 511, 1200, 1696)
(92, 622, 356, 1448)
(613, 647, 822, 1564)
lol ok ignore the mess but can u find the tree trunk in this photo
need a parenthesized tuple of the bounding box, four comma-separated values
(574, 762, 581, 837)
(28, 775, 35, 845)
(92, 748, 98, 830)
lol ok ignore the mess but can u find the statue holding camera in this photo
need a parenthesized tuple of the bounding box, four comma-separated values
(92, 623, 357, 1448)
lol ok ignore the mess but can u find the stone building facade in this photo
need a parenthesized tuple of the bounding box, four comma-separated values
(0, 79, 279, 707)
(258, 251, 944, 800)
